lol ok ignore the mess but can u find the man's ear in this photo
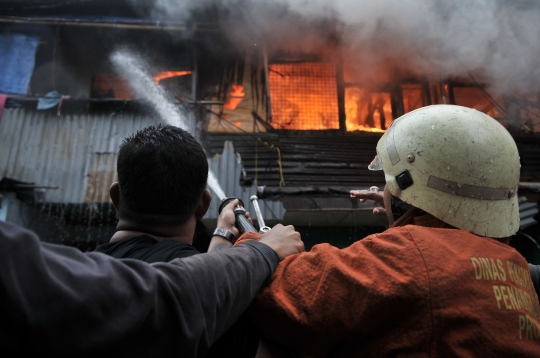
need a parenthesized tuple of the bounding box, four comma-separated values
(109, 182, 120, 211)
(194, 189, 212, 219)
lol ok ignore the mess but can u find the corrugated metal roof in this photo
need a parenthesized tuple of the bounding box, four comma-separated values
(520, 201, 539, 230)
(207, 131, 540, 196)
(2, 109, 538, 224)
(517, 138, 540, 182)
(0, 108, 283, 221)
(0, 108, 160, 203)
(206, 131, 387, 194)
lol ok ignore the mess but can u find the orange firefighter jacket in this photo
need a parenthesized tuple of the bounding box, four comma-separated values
(237, 209, 540, 357)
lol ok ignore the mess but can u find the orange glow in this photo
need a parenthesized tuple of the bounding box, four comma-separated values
(268, 62, 389, 132)
(346, 124, 386, 133)
(92, 74, 133, 100)
(234, 121, 242, 127)
(401, 84, 425, 113)
(453, 87, 503, 118)
(345, 88, 391, 132)
(269, 62, 339, 130)
(519, 93, 540, 133)
(223, 84, 245, 110)
(153, 71, 192, 84)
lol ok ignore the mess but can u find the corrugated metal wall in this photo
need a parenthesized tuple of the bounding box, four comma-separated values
(0, 108, 284, 221)
(0, 108, 160, 203)
(207, 141, 286, 222)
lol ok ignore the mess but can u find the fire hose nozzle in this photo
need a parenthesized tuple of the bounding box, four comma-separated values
(250, 195, 271, 234)
(219, 197, 257, 234)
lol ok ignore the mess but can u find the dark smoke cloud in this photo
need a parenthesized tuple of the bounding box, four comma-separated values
(129, 0, 540, 94)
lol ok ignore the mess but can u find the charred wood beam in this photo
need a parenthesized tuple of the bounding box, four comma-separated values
(251, 111, 275, 132)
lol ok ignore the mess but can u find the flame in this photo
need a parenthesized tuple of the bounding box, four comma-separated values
(267, 62, 393, 131)
(269, 63, 339, 130)
(344, 88, 391, 132)
(223, 84, 245, 110)
(153, 71, 192, 84)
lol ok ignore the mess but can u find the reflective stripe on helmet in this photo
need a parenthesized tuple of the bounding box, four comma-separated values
(426, 176, 518, 200)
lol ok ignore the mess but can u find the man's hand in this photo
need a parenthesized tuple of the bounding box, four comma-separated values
(216, 199, 252, 238)
(209, 199, 254, 252)
(258, 224, 304, 260)
(350, 188, 387, 217)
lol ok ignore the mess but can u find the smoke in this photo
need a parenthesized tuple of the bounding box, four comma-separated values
(110, 49, 193, 132)
(128, 0, 540, 94)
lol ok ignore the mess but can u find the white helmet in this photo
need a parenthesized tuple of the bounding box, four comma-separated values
(370, 105, 520, 238)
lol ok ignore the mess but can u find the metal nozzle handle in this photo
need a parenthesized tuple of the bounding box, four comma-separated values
(219, 198, 257, 235)
(250, 195, 271, 234)
(233, 207, 258, 234)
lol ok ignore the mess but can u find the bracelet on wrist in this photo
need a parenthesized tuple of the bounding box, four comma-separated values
(212, 228, 236, 243)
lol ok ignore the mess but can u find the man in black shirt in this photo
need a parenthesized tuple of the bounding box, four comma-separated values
(95, 124, 291, 356)
(95, 124, 244, 261)
(94, 198, 241, 262)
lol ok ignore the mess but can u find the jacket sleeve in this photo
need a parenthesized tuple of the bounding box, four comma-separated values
(249, 227, 430, 357)
(0, 221, 279, 357)
(529, 263, 540, 299)
(234, 231, 263, 245)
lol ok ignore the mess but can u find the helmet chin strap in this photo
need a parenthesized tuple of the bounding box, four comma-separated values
(391, 195, 415, 221)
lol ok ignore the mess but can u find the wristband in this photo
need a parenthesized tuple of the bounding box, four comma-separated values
(212, 228, 236, 243)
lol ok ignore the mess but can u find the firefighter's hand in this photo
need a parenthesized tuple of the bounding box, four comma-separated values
(259, 224, 304, 260)
(216, 199, 252, 238)
(350, 188, 387, 217)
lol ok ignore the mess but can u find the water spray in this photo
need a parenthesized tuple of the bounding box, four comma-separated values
(110, 49, 227, 199)
(110, 50, 189, 131)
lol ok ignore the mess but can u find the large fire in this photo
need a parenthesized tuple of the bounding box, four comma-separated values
(344, 88, 390, 133)
(268, 62, 340, 130)
(229, 59, 534, 133)
(268, 62, 390, 132)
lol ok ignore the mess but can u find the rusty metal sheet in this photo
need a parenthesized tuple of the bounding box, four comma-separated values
(0, 108, 160, 203)
(0, 108, 271, 220)
(84, 153, 118, 203)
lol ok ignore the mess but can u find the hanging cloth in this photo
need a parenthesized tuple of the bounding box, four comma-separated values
(0, 94, 7, 123)
(0, 34, 40, 94)
(37, 91, 70, 116)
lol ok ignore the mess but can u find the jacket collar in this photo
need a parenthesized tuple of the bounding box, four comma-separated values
(392, 208, 456, 230)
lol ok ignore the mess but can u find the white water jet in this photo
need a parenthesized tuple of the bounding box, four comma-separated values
(207, 171, 227, 201)
(111, 50, 191, 131)
(111, 49, 227, 199)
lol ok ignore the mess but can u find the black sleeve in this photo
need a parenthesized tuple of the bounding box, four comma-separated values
(529, 263, 540, 298)
(0, 221, 279, 358)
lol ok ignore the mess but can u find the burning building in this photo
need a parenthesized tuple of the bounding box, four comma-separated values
(0, 0, 539, 252)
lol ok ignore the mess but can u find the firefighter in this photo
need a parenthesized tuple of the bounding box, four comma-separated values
(240, 105, 540, 356)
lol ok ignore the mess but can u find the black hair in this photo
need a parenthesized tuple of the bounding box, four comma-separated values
(116, 124, 208, 226)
